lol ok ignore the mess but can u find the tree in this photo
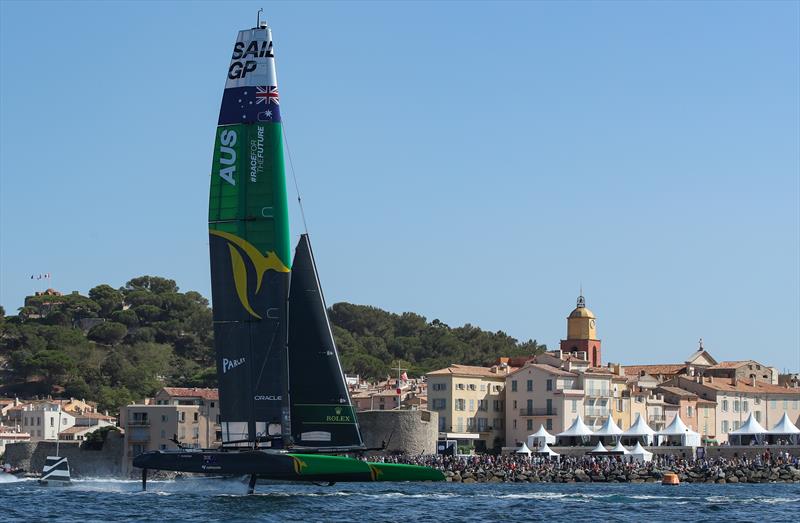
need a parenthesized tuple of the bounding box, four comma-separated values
(125, 276, 178, 295)
(89, 284, 124, 317)
(87, 322, 128, 345)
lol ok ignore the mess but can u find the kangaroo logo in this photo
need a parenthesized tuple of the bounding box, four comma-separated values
(210, 229, 289, 319)
(291, 456, 308, 475)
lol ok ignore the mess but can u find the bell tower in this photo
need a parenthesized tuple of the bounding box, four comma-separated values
(560, 295, 602, 367)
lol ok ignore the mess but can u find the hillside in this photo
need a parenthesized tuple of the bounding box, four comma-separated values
(0, 276, 545, 412)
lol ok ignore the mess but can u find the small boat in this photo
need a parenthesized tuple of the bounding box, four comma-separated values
(38, 456, 71, 486)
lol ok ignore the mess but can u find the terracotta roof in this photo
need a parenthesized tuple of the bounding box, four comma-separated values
(510, 363, 577, 377)
(76, 412, 115, 420)
(583, 367, 613, 375)
(623, 364, 685, 376)
(656, 386, 697, 398)
(159, 387, 219, 400)
(685, 377, 799, 395)
(426, 365, 507, 379)
(59, 426, 93, 435)
(707, 360, 759, 370)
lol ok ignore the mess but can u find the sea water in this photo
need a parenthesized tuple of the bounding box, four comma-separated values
(0, 477, 796, 522)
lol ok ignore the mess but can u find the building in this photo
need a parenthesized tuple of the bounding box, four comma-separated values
(559, 295, 602, 367)
(704, 360, 777, 385)
(670, 375, 800, 442)
(19, 403, 76, 442)
(426, 364, 510, 452)
(0, 425, 30, 454)
(119, 387, 221, 475)
(504, 362, 582, 447)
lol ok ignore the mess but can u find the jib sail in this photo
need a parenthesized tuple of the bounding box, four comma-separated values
(208, 23, 291, 444)
(288, 235, 364, 449)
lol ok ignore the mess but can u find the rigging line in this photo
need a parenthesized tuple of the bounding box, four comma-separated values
(281, 120, 309, 236)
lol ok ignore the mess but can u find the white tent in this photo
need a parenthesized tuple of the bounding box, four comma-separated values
(556, 415, 594, 445)
(657, 414, 701, 447)
(536, 442, 559, 456)
(728, 413, 767, 445)
(622, 414, 656, 446)
(587, 441, 608, 454)
(515, 442, 532, 455)
(609, 441, 630, 455)
(629, 441, 653, 462)
(593, 415, 624, 443)
(527, 425, 556, 450)
(767, 413, 800, 444)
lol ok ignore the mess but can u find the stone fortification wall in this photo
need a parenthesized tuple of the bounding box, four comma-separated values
(358, 410, 437, 455)
(4, 432, 124, 477)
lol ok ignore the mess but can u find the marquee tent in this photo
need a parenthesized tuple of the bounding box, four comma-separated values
(622, 414, 656, 446)
(629, 441, 653, 463)
(587, 441, 608, 454)
(728, 413, 766, 445)
(527, 425, 556, 450)
(657, 414, 701, 447)
(593, 415, 624, 444)
(556, 415, 594, 446)
(536, 443, 559, 457)
(515, 442, 533, 455)
(609, 441, 630, 455)
(767, 413, 800, 444)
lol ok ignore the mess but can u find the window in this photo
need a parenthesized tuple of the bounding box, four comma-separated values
(438, 416, 446, 431)
(478, 418, 488, 432)
(50, 418, 54, 427)
(617, 399, 624, 412)
(546, 379, 553, 392)
(511, 381, 518, 392)
(526, 399, 533, 414)
(742, 401, 748, 412)
(545, 419, 552, 430)
(477, 400, 488, 411)
(468, 384, 477, 391)
(571, 400, 577, 413)
(527, 380, 533, 392)
(733, 400, 740, 412)
(432, 399, 446, 410)
(687, 406, 693, 418)
(770, 400, 776, 409)
(37, 418, 41, 426)
(161, 415, 168, 422)
(513, 419, 517, 429)
(193, 412, 199, 422)
(546, 399, 553, 415)
(455, 399, 466, 411)
(37, 430, 41, 437)
(210, 402, 215, 408)
(63, 418, 67, 425)
(721, 420, 729, 433)
(469, 399, 475, 411)
(456, 383, 465, 391)
(513, 400, 517, 409)
(754, 411, 761, 422)
(783, 400, 788, 409)
(161, 430, 166, 438)
(733, 420, 741, 430)
(180, 412, 186, 422)
(526, 419, 533, 430)
(493, 418, 503, 429)
(493, 400, 501, 411)
(432, 383, 447, 391)
(480, 384, 486, 392)
(722, 400, 729, 412)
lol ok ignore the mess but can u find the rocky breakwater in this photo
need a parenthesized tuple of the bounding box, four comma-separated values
(443, 464, 800, 484)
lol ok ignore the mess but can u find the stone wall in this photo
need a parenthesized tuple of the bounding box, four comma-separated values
(4, 431, 124, 477)
(359, 410, 437, 455)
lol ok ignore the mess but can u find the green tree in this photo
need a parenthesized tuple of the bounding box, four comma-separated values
(87, 322, 128, 345)
(89, 284, 124, 317)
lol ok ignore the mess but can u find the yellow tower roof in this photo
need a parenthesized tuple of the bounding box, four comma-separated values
(567, 295, 595, 319)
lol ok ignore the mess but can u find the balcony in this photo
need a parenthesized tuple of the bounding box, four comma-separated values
(584, 408, 610, 418)
(649, 414, 666, 423)
(519, 408, 558, 417)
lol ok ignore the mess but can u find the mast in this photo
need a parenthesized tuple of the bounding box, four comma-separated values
(209, 18, 291, 446)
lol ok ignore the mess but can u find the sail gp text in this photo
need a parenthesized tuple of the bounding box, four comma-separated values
(229, 40, 272, 79)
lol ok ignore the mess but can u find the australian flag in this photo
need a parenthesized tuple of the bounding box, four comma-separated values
(218, 85, 281, 125)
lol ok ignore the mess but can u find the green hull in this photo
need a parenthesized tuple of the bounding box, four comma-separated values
(286, 454, 444, 482)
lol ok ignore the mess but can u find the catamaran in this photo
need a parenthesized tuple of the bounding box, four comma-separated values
(133, 15, 443, 492)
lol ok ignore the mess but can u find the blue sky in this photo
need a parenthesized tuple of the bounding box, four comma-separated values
(1, 1, 798, 371)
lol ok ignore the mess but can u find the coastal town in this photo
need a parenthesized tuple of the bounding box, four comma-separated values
(2, 293, 798, 483)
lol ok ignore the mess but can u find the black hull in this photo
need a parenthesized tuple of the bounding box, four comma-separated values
(133, 450, 372, 482)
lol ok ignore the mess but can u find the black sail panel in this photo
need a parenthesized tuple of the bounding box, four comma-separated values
(288, 235, 364, 448)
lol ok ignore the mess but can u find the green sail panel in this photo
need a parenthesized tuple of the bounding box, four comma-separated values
(209, 26, 291, 444)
